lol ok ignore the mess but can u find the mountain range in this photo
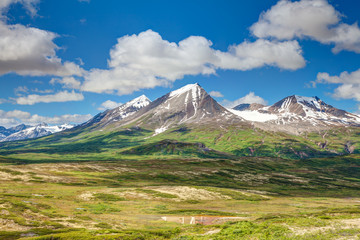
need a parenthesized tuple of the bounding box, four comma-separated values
(1, 83, 359, 159)
(0, 123, 73, 142)
(80, 83, 360, 134)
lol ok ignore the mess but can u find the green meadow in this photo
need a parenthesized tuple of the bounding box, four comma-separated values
(0, 125, 360, 239)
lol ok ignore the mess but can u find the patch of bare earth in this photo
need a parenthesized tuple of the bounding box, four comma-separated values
(289, 219, 360, 237)
(53, 217, 97, 230)
(147, 186, 230, 201)
(77, 192, 94, 201)
(0, 218, 31, 231)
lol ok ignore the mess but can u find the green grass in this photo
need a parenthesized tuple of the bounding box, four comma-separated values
(0, 123, 359, 239)
(0, 161, 359, 239)
(93, 193, 125, 201)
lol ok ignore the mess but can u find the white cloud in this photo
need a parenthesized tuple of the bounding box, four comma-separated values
(15, 90, 84, 105)
(97, 100, 123, 110)
(209, 91, 224, 98)
(50, 77, 81, 89)
(332, 84, 360, 101)
(26, 113, 92, 126)
(0, 1, 83, 77)
(0, 109, 92, 128)
(221, 92, 268, 108)
(4, 109, 31, 119)
(215, 39, 305, 71)
(251, 0, 360, 53)
(0, 0, 39, 16)
(14, 86, 54, 96)
(317, 69, 360, 85)
(0, 98, 8, 104)
(82, 30, 305, 95)
(14, 86, 29, 96)
(32, 88, 54, 94)
(0, 22, 84, 77)
(316, 69, 360, 101)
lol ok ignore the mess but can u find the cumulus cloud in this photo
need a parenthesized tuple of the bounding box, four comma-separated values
(0, 22, 83, 76)
(97, 100, 123, 110)
(0, 1, 83, 77)
(221, 92, 268, 108)
(332, 84, 360, 101)
(50, 77, 81, 89)
(209, 91, 224, 98)
(215, 39, 305, 71)
(316, 69, 360, 101)
(317, 69, 360, 85)
(14, 90, 84, 105)
(0, 109, 92, 128)
(251, 0, 360, 53)
(82, 30, 305, 95)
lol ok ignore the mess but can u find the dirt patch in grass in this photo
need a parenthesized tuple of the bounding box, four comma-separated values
(341, 218, 360, 228)
(0, 218, 31, 231)
(78, 192, 94, 201)
(147, 186, 230, 201)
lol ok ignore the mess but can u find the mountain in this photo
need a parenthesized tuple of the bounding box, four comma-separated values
(2, 84, 360, 160)
(0, 123, 74, 142)
(230, 95, 360, 134)
(114, 83, 241, 134)
(79, 95, 151, 129)
(0, 124, 31, 140)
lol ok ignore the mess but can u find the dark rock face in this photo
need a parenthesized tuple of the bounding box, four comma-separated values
(268, 95, 307, 116)
(344, 141, 355, 154)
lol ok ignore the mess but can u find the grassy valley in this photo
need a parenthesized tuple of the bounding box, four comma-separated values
(1, 123, 360, 239)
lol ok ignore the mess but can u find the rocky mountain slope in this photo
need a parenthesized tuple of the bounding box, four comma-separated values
(79, 95, 151, 129)
(111, 83, 242, 135)
(230, 95, 360, 134)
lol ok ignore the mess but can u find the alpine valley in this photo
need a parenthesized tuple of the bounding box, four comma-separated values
(1, 83, 360, 240)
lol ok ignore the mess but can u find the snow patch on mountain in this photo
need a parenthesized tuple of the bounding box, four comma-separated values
(295, 96, 321, 110)
(169, 83, 200, 98)
(232, 95, 360, 127)
(100, 95, 151, 125)
(228, 109, 278, 122)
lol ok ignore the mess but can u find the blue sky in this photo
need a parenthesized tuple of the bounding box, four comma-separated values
(1, 0, 360, 127)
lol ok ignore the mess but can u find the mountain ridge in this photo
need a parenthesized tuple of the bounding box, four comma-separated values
(230, 94, 360, 134)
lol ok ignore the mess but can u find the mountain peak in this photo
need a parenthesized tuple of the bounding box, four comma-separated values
(169, 83, 202, 98)
(82, 94, 152, 128)
(36, 122, 48, 127)
(120, 94, 151, 110)
(110, 82, 239, 133)
(231, 94, 360, 132)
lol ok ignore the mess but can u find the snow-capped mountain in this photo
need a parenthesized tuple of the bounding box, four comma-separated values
(1, 123, 74, 142)
(80, 95, 151, 128)
(0, 124, 30, 140)
(230, 95, 360, 133)
(117, 83, 240, 134)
